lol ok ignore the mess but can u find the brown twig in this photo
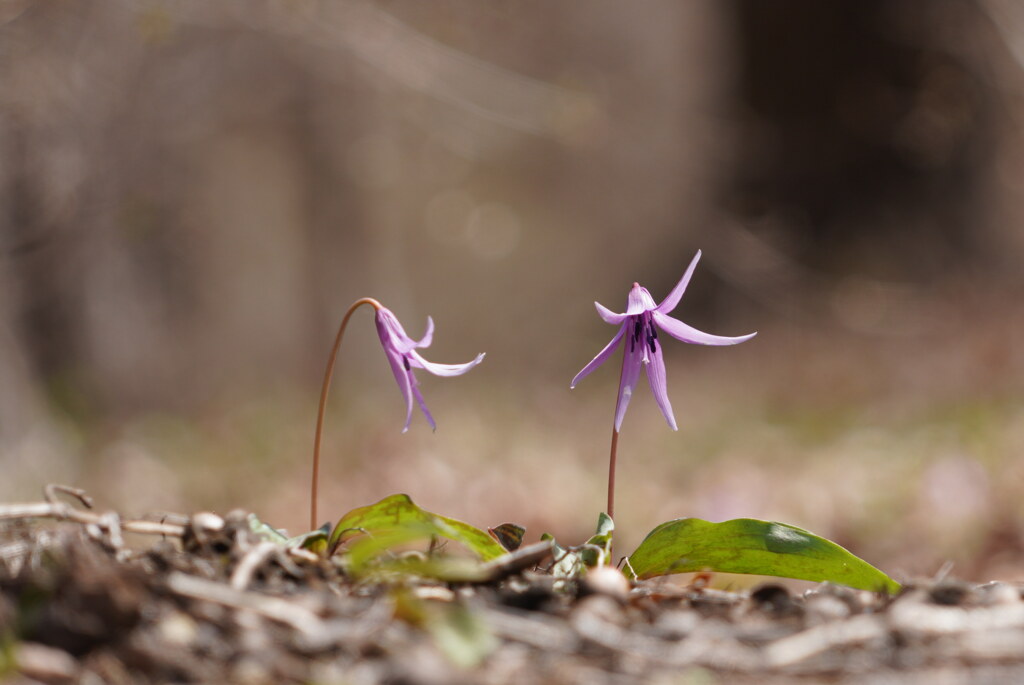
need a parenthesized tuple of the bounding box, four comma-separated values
(479, 540, 554, 582)
(166, 571, 325, 638)
(230, 541, 281, 591)
(0, 484, 185, 538)
(763, 615, 886, 668)
(44, 484, 93, 509)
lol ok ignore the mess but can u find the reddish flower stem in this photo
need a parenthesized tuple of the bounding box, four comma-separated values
(310, 297, 382, 531)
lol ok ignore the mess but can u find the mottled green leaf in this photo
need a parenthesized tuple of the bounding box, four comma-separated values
(247, 514, 329, 553)
(584, 512, 614, 566)
(343, 524, 441, 574)
(392, 556, 491, 583)
(541, 533, 580, 578)
(540, 513, 615, 578)
(592, 512, 614, 540)
(488, 523, 525, 552)
(328, 494, 506, 561)
(626, 517, 901, 594)
(292, 523, 330, 553)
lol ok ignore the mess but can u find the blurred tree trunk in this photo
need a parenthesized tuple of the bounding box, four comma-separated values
(728, 0, 1000, 280)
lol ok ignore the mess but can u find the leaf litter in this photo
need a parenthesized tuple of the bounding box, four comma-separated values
(2, 487, 1024, 685)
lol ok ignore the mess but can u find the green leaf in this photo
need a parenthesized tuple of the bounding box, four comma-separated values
(392, 589, 496, 668)
(626, 517, 901, 594)
(247, 514, 329, 553)
(290, 523, 330, 553)
(592, 512, 614, 539)
(247, 513, 290, 544)
(539, 515, 614, 577)
(298, 530, 329, 554)
(488, 523, 525, 552)
(583, 512, 614, 566)
(426, 602, 497, 668)
(390, 556, 492, 583)
(328, 494, 506, 562)
(343, 524, 441, 574)
(541, 533, 580, 578)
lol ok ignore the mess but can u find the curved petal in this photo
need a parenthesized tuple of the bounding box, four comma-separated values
(411, 381, 436, 431)
(595, 301, 627, 325)
(381, 347, 415, 433)
(655, 250, 701, 314)
(570, 324, 625, 388)
(613, 332, 644, 431)
(375, 308, 418, 354)
(408, 350, 485, 377)
(415, 316, 434, 348)
(626, 285, 657, 315)
(645, 347, 677, 430)
(652, 311, 757, 346)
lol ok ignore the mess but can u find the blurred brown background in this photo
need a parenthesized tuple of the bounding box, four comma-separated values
(2, 0, 1024, 581)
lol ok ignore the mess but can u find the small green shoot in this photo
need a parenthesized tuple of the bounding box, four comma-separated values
(541, 512, 616, 578)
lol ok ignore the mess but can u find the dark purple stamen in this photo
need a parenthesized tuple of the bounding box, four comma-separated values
(633, 319, 642, 342)
(403, 356, 411, 371)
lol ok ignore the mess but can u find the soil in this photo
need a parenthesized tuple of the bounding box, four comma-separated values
(3, 491, 1024, 685)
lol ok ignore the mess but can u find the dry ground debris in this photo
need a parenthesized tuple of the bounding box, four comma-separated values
(2, 489, 1024, 685)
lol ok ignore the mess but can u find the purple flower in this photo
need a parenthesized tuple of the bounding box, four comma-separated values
(571, 250, 756, 431)
(375, 307, 485, 432)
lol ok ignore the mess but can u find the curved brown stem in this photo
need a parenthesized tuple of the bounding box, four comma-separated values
(311, 297, 382, 531)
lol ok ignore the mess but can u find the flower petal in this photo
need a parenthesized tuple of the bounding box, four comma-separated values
(375, 308, 419, 354)
(570, 324, 625, 388)
(613, 331, 644, 431)
(652, 311, 757, 346)
(381, 348, 415, 433)
(595, 301, 627, 325)
(415, 316, 434, 348)
(411, 380, 436, 431)
(408, 350, 486, 377)
(655, 250, 701, 314)
(626, 285, 657, 315)
(645, 347, 677, 430)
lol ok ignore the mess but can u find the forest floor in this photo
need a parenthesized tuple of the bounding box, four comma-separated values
(3, 488, 1024, 685)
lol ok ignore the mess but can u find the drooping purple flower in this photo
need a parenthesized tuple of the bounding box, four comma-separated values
(571, 250, 756, 431)
(375, 307, 485, 432)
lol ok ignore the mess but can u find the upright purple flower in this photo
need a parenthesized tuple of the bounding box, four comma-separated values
(571, 250, 756, 432)
(375, 307, 485, 433)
